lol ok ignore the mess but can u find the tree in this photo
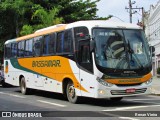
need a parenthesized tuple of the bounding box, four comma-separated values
(31, 0, 103, 23)
(0, 0, 106, 38)
(20, 25, 33, 36)
(31, 5, 63, 30)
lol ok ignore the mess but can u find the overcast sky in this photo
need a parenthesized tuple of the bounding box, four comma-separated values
(96, 0, 159, 24)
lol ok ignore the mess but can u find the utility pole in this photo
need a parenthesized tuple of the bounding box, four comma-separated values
(129, 0, 132, 23)
(125, 0, 136, 23)
(125, 0, 144, 26)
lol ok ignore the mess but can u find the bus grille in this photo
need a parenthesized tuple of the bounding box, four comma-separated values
(115, 83, 142, 87)
(111, 88, 147, 95)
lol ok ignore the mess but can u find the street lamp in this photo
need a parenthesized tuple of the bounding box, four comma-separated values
(108, 15, 124, 22)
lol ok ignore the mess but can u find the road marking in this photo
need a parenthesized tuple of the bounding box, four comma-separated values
(37, 100, 66, 107)
(103, 104, 160, 111)
(0, 92, 26, 98)
(125, 99, 159, 101)
(102, 106, 148, 111)
(125, 99, 160, 104)
(119, 117, 139, 120)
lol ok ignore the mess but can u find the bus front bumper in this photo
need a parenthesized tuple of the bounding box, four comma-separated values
(95, 82, 152, 98)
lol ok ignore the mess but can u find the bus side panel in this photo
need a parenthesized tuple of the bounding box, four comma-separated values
(4, 59, 20, 86)
(79, 68, 98, 98)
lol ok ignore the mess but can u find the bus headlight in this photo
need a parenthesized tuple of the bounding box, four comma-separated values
(96, 77, 113, 87)
(145, 78, 152, 85)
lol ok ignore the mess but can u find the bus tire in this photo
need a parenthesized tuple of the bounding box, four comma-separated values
(110, 97, 123, 102)
(20, 77, 29, 95)
(66, 81, 79, 103)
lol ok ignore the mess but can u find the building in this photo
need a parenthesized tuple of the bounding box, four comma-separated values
(145, 0, 160, 76)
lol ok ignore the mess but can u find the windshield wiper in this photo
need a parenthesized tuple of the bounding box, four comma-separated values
(127, 42, 144, 69)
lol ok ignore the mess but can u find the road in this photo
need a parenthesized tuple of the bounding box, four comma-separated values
(0, 85, 160, 120)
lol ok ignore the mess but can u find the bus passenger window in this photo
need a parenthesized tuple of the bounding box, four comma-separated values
(5, 44, 11, 58)
(11, 43, 17, 58)
(33, 36, 43, 56)
(49, 33, 56, 54)
(43, 35, 50, 55)
(63, 30, 73, 53)
(18, 41, 25, 57)
(56, 32, 64, 53)
(25, 39, 33, 57)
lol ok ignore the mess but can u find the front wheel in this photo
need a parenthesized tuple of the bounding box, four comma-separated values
(66, 81, 79, 103)
(20, 77, 30, 95)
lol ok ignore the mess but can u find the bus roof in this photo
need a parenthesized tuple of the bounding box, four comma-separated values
(66, 20, 141, 29)
(5, 20, 141, 44)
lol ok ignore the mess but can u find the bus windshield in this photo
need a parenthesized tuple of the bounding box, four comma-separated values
(93, 28, 151, 70)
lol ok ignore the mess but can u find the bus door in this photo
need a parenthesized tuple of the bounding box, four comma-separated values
(78, 40, 93, 96)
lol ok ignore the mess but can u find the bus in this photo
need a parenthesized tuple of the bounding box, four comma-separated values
(4, 20, 154, 103)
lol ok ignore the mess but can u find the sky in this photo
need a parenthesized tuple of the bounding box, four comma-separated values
(96, 0, 159, 24)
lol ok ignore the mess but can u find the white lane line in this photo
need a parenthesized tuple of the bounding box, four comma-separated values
(37, 100, 66, 107)
(125, 99, 160, 104)
(102, 106, 148, 111)
(119, 117, 139, 120)
(0, 92, 26, 98)
(125, 99, 159, 101)
(103, 105, 160, 111)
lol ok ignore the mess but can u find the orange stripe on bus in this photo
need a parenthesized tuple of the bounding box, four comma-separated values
(16, 25, 67, 42)
(105, 73, 152, 84)
(18, 56, 88, 92)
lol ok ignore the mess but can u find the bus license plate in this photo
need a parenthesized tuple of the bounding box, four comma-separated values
(126, 88, 136, 93)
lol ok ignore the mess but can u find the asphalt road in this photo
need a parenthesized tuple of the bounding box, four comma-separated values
(0, 85, 160, 120)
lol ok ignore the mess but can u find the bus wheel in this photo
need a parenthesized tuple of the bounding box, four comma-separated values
(66, 81, 79, 103)
(20, 77, 29, 95)
(110, 97, 123, 102)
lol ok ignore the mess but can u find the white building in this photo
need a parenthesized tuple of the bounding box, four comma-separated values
(145, 0, 160, 76)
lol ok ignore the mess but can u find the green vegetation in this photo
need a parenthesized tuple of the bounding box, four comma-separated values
(0, 0, 109, 56)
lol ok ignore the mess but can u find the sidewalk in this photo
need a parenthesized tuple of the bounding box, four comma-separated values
(151, 76, 160, 95)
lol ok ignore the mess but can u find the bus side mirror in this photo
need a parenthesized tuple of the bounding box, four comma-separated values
(90, 40, 95, 52)
(149, 46, 155, 53)
(149, 46, 155, 57)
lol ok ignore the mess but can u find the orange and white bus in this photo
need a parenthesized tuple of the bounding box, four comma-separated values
(4, 20, 154, 103)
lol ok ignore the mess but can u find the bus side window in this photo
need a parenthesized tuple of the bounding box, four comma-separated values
(43, 35, 50, 55)
(25, 39, 33, 57)
(33, 36, 43, 56)
(5, 44, 11, 59)
(43, 33, 56, 55)
(63, 30, 73, 53)
(56, 32, 64, 53)
(74, 27, 89, 51)
(18, 41, 25, 57)
(11, 43, 17, 58)
(49, 33, 56, 54)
